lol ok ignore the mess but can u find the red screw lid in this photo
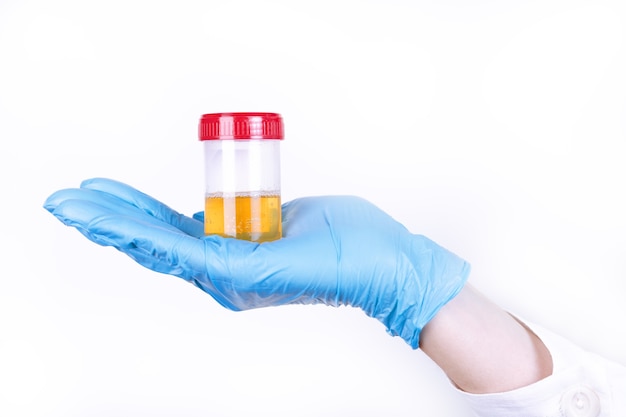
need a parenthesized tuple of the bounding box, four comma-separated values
(199, 112, 284, 140)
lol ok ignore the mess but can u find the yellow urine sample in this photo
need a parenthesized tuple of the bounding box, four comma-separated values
(204, 193, 282, 242)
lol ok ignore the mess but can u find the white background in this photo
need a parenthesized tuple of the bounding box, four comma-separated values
(1, 0, 625, 415)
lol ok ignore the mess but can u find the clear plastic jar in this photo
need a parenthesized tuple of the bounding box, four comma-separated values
(199, 112, 284, 242)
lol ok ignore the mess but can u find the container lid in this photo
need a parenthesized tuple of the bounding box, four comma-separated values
(199, 112, 284, 140)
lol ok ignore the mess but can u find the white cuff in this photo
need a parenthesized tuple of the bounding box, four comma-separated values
(454, 318, 625, 417)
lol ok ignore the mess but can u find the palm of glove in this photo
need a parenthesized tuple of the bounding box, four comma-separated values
(44, 178, 469, 348)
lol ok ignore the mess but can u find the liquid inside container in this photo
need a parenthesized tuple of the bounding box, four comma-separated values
(204, 192, 282, 242)
(199, 112, 284, 242)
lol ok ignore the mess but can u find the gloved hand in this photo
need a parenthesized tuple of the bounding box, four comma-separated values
(44, 178, 470, 348)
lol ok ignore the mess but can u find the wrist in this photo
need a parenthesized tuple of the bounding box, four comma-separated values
(419, 284, 553, 394)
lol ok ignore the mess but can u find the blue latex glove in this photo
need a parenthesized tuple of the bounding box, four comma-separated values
(44, 178, 470, 348)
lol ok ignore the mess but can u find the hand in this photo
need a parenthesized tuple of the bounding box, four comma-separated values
(44, 178, 470, 348)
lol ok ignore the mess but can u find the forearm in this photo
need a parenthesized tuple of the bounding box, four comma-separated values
(419, 283, 553, 394)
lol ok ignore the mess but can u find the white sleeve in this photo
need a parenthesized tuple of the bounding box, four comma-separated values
(454, 318, 626, 417)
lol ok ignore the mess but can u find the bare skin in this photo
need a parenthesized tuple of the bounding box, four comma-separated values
(420, 284, 554, 394)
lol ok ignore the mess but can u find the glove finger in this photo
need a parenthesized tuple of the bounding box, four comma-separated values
(193, 211, 204, 222)
(80, 178, 204, 238)
(85, 213, 242, 311)
(45, 188, 199, 250)
(48, 195, 188, 246)
(45, 188, 173, 228)
(50, 196, 242, 310)
(47, 187, 326, 311)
